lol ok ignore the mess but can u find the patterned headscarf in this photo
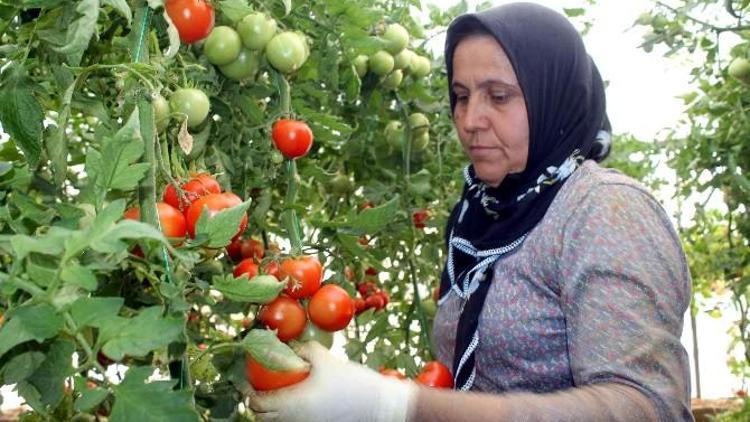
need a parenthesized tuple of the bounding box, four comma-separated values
(440, 2, 612, 390)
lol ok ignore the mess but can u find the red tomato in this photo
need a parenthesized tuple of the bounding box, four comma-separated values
(357, 281, 378, 297)
(258, 296, 306, 342)
(233, 258, 259, 278)
(364, 294, 386, 311)
(185, 192, 248, 239)
(365, 266, 378, 277)
(412, 209, 430, 229)
(163, 173, 222, 212)
(380, 368, 407, 380)
(124, 202, 187, 239)
(245, 355, 309, 392)
(271, 119, 314, 159)
(263, 261, 281, 278)
(227, 237, 265, 262)
(279, 256, 323, 299)
(415, 361, 453, 389)
(308, 284, 354, 332)
(354, 297, 366, 314)
(165, 0, 215, 44)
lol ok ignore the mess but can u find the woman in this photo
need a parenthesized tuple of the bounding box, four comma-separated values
(249, 3, 692, 421)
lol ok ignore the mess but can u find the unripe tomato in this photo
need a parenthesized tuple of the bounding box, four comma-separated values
(415, 361, 453, 389)
(369, 50, 395, 76)
(185, 192, 248, 239)
(165, 0, 215, 44)
(411, 131, 430, 152)
(279, 256, 323, 299)
(382, 69, 403, 90)
(152, 94, 170, 132)
(393, 49, 414, 70)
(308, 284, 355, 332)
(272, 119, 314, 159)
(298, 321, 334, 349)
(384, 120, 404, 150)
(163, 173, 221, 212)
(245, 355, 309, 391)
(729, 57, 750, 83)
(265, 32, 308, 73)
(382, 23, 409, 54)
(219, 48, 260, 81)
(258, 296, 307, 342)
(237, 12, 277, 50)
(124, 202, 187, 239)
(170, 88, 210, 129)
(328, 173, 354, 195)
(233, 258, 259, 278)
(408, 112, 430, 136)
(204, 26, 242, 66)
(353, 55, 368, 78)
(380, 368, 407, 380)
(409, 55, 431, 78)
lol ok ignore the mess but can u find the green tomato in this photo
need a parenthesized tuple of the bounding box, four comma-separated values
(265, 31, 308, 73)
(384, 120, 404, 150)
(204, 26, 242, 66)
(393, 49, 413, 70)
(382, 69, 403, 90)
(369, 50, 394, 76)
(152, 93, 170, 132)
(382, 23, 409, 54)
(328, 173, 354, 195)
(219, 48, 260, 81)
(298, 321, 334, 349)
(170, 88, 210, 129)
(729, 58, 750, 83)
(409, 55, 431, 78)
(411, 131, 430, 152)
(408, 112, 430, 136)
(353, 55, 369, 78)
(270, 150, 285, 164)
(420, 299, 437, 318)
(237, 12, 277, 50)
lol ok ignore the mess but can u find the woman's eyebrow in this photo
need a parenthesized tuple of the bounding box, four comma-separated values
(451, 79, 520, 91)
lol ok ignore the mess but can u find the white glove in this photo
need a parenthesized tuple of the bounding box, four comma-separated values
(248, 341, 418, 422)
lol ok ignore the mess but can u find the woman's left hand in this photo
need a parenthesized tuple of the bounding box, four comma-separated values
(248, 341, 418, 422)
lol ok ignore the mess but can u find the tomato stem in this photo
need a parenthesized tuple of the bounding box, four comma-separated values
(284, 160, 304, 255)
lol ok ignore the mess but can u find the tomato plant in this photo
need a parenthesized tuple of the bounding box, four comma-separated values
(258, 296, 307, 342)
(272, 119, 314, 159)
(308, 285, 355, 332)
(415, 361, 453, 389)
(245, 356, 310, 392)
(165, 0, 215, 44)
(279, 256, 323, 299)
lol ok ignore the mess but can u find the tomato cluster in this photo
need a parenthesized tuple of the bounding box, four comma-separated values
(379, 360, 453, 389)
(354, 279, 390, 314)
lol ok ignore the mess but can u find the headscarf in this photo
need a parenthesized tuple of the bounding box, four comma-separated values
(439, 2, 612, 391)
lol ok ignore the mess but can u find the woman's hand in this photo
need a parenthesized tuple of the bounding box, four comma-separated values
(248, 341, 418, 422)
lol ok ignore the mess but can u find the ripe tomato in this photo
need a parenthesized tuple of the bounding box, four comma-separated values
(382, 23, 409, 54)
(233, 258, 259, 278)
(165, 0, 215, 44)
(258, 296, 306, 342)
(412, 209, 430, 229)
(380, 368, 407, 380)
(279, 256, 322, 299)
(265, 32, 308, 73)
(203, 26, 242, 66)
(226, 237, 264, 262)
(272, 119, 314, 159)
(415, 361, 453, 389)
(185, 192, 248, 239)
(237, 12, 277, 50)
(163, 173, 221, 212)
(169, 88, 210, 129)
(357, 281, 378, 297)
(308, 284, 354, 332)
(263, 261, 281, 278)
(354, 297, 366, 315)
(124, 202, 187, 239)
(245, 355, 309, 392)
(364, 294, 386, 311)
(365, 267, 378, 277)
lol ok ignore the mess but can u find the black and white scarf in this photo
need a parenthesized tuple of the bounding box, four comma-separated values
(440, 3, 612, 391)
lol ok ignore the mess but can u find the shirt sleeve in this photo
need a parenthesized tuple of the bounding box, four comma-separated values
(553, 181, 693, 421)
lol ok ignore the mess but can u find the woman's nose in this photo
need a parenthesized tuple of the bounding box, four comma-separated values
(461, 96, 488, 132)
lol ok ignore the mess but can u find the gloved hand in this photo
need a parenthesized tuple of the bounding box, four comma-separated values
(248, 341, 418, 422)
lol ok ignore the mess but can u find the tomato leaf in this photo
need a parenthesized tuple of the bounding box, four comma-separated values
(212, 274, 284, 303)
(364, 311, 389, 343)
(19, 339, 75, 410)
(241, 329, 309, 371)
(92, 111, 149, 193)
(321, 196, 400, 235)
(102, 0, 132, 25)
(53, 0, 101, 66)
(1, 351, 46, 384)
(10, 226, 70, 261)
(219, 0, 254, 22)
(0, 304, 64, 359)
(0, 66, 44, 166)
(177, 120, 194, 155)
(195, 199, 251, 248)
(75, 386, 109, 413)
(99, 307, 184, 361)
(111, 366, 201, 422)
(160, 9, 180, 59)
(69, 296, 124, 329)
(61, 262, 99, 291)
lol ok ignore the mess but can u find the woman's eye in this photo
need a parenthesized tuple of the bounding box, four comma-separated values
(454, 94, 469, 102)
(491, 93, 509, 103)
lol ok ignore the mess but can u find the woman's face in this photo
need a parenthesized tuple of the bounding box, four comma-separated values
(452, 35, 529, 188)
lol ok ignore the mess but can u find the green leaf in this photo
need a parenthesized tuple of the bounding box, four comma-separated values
(70, 296, 124, 329)
(0, 304, 64, 358)
(111, 366, 200, 422)
(102, 0, 132, 25)
(195, 199, 251, 248)
(1, 351, 46, 384)
(278, 0, 292, 16)
(99, 307, 184, 361)
(11, 227, 70, 261)
(24, 339, 75, 408)
(54, 0, 101, 66)
(241, 329, 309, 371)
(365, 311, 389, 343)
(61, 262, 98, 291)
(563, 7, 585, 17)
(76, 387, 109, 413)
(212, 274, 284, 303)
(219, 0, 253, 22)
(324, 196, 400, 235)
(0, 67, 44, 166)
(98, 111, 148, 191)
